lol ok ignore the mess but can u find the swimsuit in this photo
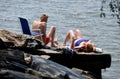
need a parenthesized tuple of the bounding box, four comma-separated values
(45, 35, 50, 45)
(74, 39, 89, 47)
(31, 31, 50, 45)
(31, 31, 40, 35)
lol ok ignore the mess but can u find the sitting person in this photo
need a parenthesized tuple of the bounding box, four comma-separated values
(61, 29, 102, 53)
(32, 14, 58, 47)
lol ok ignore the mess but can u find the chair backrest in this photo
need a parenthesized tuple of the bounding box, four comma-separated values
(19, 17, 31, 35)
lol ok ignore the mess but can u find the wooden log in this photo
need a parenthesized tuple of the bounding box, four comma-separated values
(38, 49, 111, 68)
(38, 49, 111, 79)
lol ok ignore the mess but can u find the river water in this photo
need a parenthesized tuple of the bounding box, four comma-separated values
(0, 0, 120, 79)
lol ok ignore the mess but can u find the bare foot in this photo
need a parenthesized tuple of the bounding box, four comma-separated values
(51, 43, 58, 48)
(53, 38, 58, 45)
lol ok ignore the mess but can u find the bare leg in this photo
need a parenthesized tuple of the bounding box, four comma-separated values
(47, 26, 57, 47)
(75, 29, 83, 39)
(62, 30, 75, 46)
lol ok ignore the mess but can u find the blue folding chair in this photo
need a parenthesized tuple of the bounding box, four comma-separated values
(19, 17, 32, 35)
(19, 17, 44, 46)
(19, 17, 43, 42)
(19, 17, 42, 36)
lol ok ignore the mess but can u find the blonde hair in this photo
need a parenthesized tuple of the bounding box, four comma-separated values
(40, 14, 48, 22)
(77, 43, 93, 52)
(86, 43, 93, 52)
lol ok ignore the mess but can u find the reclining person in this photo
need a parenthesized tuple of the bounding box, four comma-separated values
(61, 29, 103, 53)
